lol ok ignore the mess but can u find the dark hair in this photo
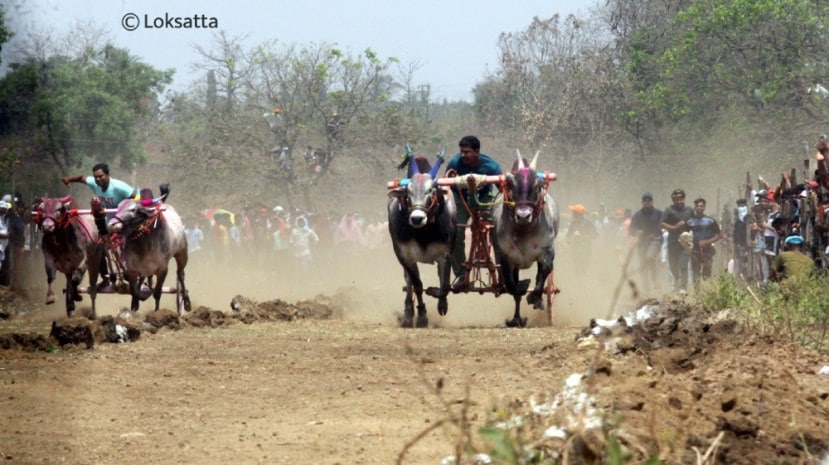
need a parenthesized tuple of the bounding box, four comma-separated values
(694, 197, 706, 206)
(92, 163, 110, 175)
(458, 136, 480, 151)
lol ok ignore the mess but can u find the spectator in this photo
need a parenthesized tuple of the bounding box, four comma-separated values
(186, 221, 204, 255)
(565, 204, 599, 275)
(628, 192, 663, 291)
(290, 216, 319, 272)
(686, 197, 724, 285)
(0, 200, 9, 287)
(770, 235, 815, 289)
(660, 189, 694, 293)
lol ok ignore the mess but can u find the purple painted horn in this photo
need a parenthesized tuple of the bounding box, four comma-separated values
(429, 148, 446, 179)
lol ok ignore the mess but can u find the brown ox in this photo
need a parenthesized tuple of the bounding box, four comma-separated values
(35, 196, 102, 317)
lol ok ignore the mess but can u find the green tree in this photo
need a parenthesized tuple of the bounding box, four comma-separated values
(624, 0, 829, 157)
(0, 5, 12, 67)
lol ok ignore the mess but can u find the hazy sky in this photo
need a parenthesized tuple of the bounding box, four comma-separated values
(2, 0, 596, 101)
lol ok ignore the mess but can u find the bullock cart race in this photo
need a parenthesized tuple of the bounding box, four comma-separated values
(2, 143, 828, 465)
(3, 1, 829, 460)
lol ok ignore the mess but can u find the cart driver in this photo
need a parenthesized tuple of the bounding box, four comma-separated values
(62, 163, 137, 291)
(444, 136, 503, 292)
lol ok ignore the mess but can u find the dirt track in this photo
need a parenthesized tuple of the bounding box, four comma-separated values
(2, 248, 829, 464)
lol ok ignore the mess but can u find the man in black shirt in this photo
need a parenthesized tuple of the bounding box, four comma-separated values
(629, 192, 663, 291)
(660, 189, 694, 293)
(686, 198, 723, 285)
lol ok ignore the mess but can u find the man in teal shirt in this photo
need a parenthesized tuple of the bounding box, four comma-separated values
(444, 136, 503, 291)
(63, 163, 136, 210)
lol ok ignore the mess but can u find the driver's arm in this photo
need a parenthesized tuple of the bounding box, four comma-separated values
(61, 174, 85, 186)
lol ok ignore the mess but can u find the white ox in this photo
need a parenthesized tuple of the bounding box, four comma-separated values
(107, 198, 190, 314)
(387, 153, 456, 328)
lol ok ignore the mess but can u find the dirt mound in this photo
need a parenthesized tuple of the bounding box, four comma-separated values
(556, 299, 829, 465)
(1, 294, 340, 351)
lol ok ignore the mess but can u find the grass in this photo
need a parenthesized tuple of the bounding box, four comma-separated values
(691, 272, 829, 354)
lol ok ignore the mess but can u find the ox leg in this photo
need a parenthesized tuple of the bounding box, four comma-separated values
(400, 263, 428, 328)
(400, 275, 415, 328)
(436, 256, 450, 316)
(527, 252, 553, 310)
(44, 261, 56, 305)
(87, 249, 100, 320)
(63, 272, 76, 317)
(153, 269, 169, 311)
(175, 251, 190, 313)
(126, 271, 141, 312)
(71, 265, 85, 302)
(500, 259, 527, 328)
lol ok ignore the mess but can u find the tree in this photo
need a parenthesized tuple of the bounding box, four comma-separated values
(622, 0, 829, 158)
(0, 5, 12, 67)
(0, 26, 172, 203)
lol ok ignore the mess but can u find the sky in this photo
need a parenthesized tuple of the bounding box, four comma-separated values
(1, 0, 596, 102)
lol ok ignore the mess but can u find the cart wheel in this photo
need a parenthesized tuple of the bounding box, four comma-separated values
(545, 272, 557, 325)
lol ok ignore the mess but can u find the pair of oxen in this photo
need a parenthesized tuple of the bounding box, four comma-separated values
(387, 151, 559, 328)
(35, 192, 189, 318)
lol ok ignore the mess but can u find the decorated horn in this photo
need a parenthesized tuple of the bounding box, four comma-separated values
(529, 150, 539, 171)
(405, 143, 420, 174)
(429, 148, 446, 178)
(516, 149, 525, 170)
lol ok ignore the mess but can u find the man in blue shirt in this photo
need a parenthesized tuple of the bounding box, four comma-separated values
(444, 136, 503, 291)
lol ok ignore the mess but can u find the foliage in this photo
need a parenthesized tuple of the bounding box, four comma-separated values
(622, 0, 829, 155)
(0, 4, 11, 67)
(0, 34, 173, 198)
(692, 272, 829, 353)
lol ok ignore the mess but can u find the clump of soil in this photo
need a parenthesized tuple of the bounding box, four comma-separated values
(533, 298, 829, 465)
(1, 294, 340, 351)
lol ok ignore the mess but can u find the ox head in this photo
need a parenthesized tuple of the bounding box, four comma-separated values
(37, 196, 75, 233)
(391, 150, 445, 229)
(505, 150, 543, 225)
(108, 197, 159, 235)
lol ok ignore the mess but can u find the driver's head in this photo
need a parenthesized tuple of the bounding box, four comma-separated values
(458, 135, 481, 168)
(92, 163, 110, 189)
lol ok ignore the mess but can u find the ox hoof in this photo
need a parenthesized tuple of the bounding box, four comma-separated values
(399, 315, 414, 328)
(437, 300, 448, 316)
(526, 292, 543, 310)
(416, 316, 429, 328)
(505, 317, 528, 328)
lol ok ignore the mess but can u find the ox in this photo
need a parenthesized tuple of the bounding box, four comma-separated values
(388, 151, 456, 328)
(107, 196, 190, 314)
(35, 196, 102, 317)
(493, 151, 559, 327)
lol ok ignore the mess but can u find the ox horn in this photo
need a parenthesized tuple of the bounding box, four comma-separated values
(516, 149, 525, 170)
(529, 150, 539, 171)
(429, 148, 446, 179)
(405, 143, 420, 175)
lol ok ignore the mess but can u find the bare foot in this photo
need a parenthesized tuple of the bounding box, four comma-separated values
(45, 293, 55, 305)
(818, 152, 825, 162)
